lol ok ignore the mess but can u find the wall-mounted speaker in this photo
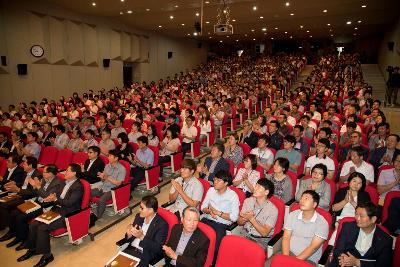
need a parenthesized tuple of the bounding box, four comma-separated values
(388, 42, 395, 51)
(168, 51, 173, 59)
(1, 56, 6, 66)
(17, 64, 27, 75)
(103, 58, 110, 68)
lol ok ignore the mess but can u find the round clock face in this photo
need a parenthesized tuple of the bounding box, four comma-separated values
(30, 45, 44, 57)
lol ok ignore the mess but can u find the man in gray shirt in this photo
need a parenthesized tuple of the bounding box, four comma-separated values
(90, 149, 126, 222)
(15, 132, 41, 160)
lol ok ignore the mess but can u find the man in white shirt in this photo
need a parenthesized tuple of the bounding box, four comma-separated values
(305, 138, 335, 179)
(53, 125, 70, 150)
(250, 134, 275, 173)
(201, 170, 239, 264)
(181, 115, 198, 158)
(340, 146, 374, 184)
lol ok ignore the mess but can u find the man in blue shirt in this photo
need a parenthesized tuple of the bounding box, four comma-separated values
(129, 136, 154, 191)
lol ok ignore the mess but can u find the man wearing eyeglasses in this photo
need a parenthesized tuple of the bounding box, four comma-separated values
(81, 146, 105, 184)
(201, 170, 239, 265)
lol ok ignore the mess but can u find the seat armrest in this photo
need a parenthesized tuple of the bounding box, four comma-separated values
(285, 198, 295, 206)
(318, 245, 334, 267)
(65, 207, 88, 218)
(227, 222, 238, 231)
(267, 230, 284, 258)
(116, 237, 130, 251)
(161, 201, 175, 208)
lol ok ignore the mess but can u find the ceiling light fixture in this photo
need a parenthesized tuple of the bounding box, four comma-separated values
(195, 12, 200, 16)
(253, 6, 257, 11)
(146, 8, 150, 11)
(290, 13, 294, 16)
(232, 19, 236, 22)
(264, 32, 267, 35)
(251, 29, 255, 32)
(285, 2, 290, 7)
(92, 2, 96, 6)
(181, 23, 185, 26)
(169, 15, 174, 19)
(271, 37, 274, 40)
(209, 36, 212, 38)
(323, 9, 327, 13)
(284, 31, 288, 34)
(306, 30, 309, 33)
(193, 32, 198, 36)
(300, 25, 303, 28)
(220, 40, 223, 43)
(290, 36, 293, 38)
(174, 5, 179, 8)
(361, 5, 366, 8)
(346, 21, 352, 25)
(262, 28, 267, 31)
(245, 34, 248, 36)
(236, 39, 239, 42)
(121, 0, 124, 2)
(309, 35, 312, 37)
(327, 23, 331, 26)
(205, 1, 210, 4)
(259, 16, 264, 19)
(253, 38, 255, 40)
(354, 27, 358, 30)
(206, 21, 210, 24)
(187, 33, 190, 36)
(158, 25, 162, 28)
(358, 20, 362, 23)
(120, 11, 123, 14)
(275, 27, 278, 30)
(127, 10, 132, 14)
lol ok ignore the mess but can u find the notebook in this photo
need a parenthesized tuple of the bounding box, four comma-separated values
(17, 200, 41, 214)
(35, 210, 61, 224)
(105, 251, 140, 267)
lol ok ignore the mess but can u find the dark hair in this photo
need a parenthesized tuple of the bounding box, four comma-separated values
(117, 132, 129, 144)
(132, 121, 141, 129)
(275, 157, 290, 173)
(167, 126, 179, 139)
(108, 149, 119, 157)
(302, 189, 320, 206)
(259, 134, 270, 144)
(137, 135, 149, 146)
(215, 170, 232, 185)
(244, 154, 258, 169)
(213, 143, 225, 155)
(257, 178, 274, 198)
(141, 195, 158, 212)
(350, 146, 365, 157)
(88, 146, 100, 155)
(24, 156, 38, 169)
(270, 120, 280, 129)
(55, 124, 66, 133)
(320, 127, 332, 137)
(284, 135, 296, 145)
(294, 125, 304, 132)
(388, 134, 400, 142)
(346, 121, 357, 129)
(85, 129, 95, 137)
(348, 172, 367, 191)
(356, 201, 378, 218)
(311, 163, 328, 178)
(69, 163, 81, 174)
(102, 128, 111, 135)
(181, 158, 196, 171)
(45, 164, 58, 175)
(318, 138, 330, 149)
(27, 131, 39, 140)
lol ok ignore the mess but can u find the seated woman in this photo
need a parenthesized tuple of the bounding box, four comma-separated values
(232, 154, 261, 198)
(115, 132, 133, 161)
(146, 124, 160, 147)
(295, 163, 331, 210)
(223, 133, 243, 168)
(265, 157, 293, 203)
(67, 129, 83, 153)
(377, 154, 400, 200)
(158, 127, 181, 179)
(332, 172, 371, 222)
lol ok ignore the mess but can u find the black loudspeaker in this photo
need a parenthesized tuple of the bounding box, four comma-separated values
(168, 51, 173, 59)
(197, 43, 202, 49)
(1, 56, 6, 66)
(17, 64, 27, 75)
(388, 42, 394, 51)
(103, 59, 110, 68)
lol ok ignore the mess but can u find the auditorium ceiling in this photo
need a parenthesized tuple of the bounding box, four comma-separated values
(40, 0, 400, 42)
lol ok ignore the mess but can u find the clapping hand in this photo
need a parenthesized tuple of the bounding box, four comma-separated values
(240, 211, 255, 221)
(171, 179, 183, 193)
(130, 225, 144, 240)
(163, 245, 178, 260)
(43, 193, 57, 202)
(208, 204, 219, 219)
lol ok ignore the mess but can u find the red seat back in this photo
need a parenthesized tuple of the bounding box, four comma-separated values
(157, 207, 179, 242)
(80, 179, 91, 209)
(271, 254, 314, 267)
(382, 191, 400, 224)
(198, 222, 216, 267)
(72, 152, 88, 165)
(39, 146, 59, 165)
(215, 235, 266, 267)
(54, 149, 73, 170)
(269, 196, 285, 239)
(229, 186, 246, 210)
(365, 185, 379, 205)
(393, 235, 400, 267)
(0, 157, 7, 177)
(148, 145, 159, 166)
(197, 177, 211, 204)
(225, 159, 235, 177)
(119, 160, 132, 183)
(238, 143, 251, 157)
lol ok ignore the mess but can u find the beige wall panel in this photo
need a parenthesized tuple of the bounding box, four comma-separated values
(130, 35, 140, 62)
(50, 65, 69, 98)
(67, 21, 84, 64)
(139, 36, 149, 62)
(31, 64, 53, 102)
(111, 60, 123, 88)
(49, 17, 66, 64)
(110, 30, 121, 60)
(98, 27, 111, 60)
(121, 32, 131, 61)
(83, 24, 98, 65)
(85, 67, 100, 89)
(69, 66, 86, 93)
(28, 13, 47, 62)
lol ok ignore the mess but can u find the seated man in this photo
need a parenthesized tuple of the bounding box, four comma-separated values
(383, 197, 400, 236)
(129, 136, 154, 191)
(98, 128, 115, 156)
(339, 131, 369, 163)
(329, 202, 393, 267)
(53, 125, 70, 150)
(370, 134, 400, 171)
(268, 190, 329, 266)
(305, 138, 335, 180)
(18, 164, 83, 267)
(275, 135, 302, 173)
(268, 120, 283, 151)
(15, 131, 41, 160)
(239, 120, 259, 149)
(80, 129, 99, 152)
(201, 170, 239, 264)
(1, 163, 63, 249)
(197, 143, 230, 184)
(233, 178, 277, 249)
(181, 115, 198, 158)
(0, 154, 25, 192)
(90, 149, 125, 222)
(250, 134, 275, 174)
(167, 159, 203, 219)
(162, 207, 210, 267)
(293, 125, 310, 157)
(377, 154, 400, 199)
(116, 195, 168, 267)
(81, 146, 105, 184)
(339, 146, 374, 184)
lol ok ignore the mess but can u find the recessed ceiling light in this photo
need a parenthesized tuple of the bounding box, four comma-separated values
(358, 20, 362, 23)
(169, 15, 174, 19)
(208, 32, 210, 34)
(354, 27, 358, 30)
(346, 21, 352, 25)
(181, 23, 185, 26)
(264, 32, 267, 35)
(329, 29, 332, 32)
(323, 9, 327, 13)
(262, 28, 267, 31)
(127, 10, 132, 14)
(146, 8, 150, 11)
(251, 29, 255, 32)
(206, 21, 210, 24)
(331, 34, 333, 37)
(187, 33, 191, 36)
(271, 37, 274, 40)
(300, 25, 303, 28)
(220, 40, 223, 43)
(253, 38, 256, 41)
(205, 1, 210, 4)
(361, 5, 367, 8)
(259, 16, 264, 19)
(120, 11, 123, 14)
(253, 6, 257, 11)
(209, 36, 212, 39)
(309, 35, 312, 37)
(193, 32, 198, 36)
(236, 39, 239, 42)
(306, 30, 310, 33)
(245, 34, 248, 37)
(174, 5, 179, 8)
(158, 25, 162, 28)
(290, 13, 294, 16)
(232, 19, 236, 22)
(285, 2, 290, 7)
(290, 36, 293, 38)
(353, 33, 357, 35)
(195, 12, 200, 16)
(227, 36, 230, 38)
(121, 0, 124, 2)
(327, 23, 331, 26)
(274, 27, 278, 30)
(285, 31, 288, 34)
(92, 2, 96, 6)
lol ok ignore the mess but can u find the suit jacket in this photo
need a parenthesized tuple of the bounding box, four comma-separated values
(125, 213, 169, 266)
(370, 147, 400, 170)
(164, 224, 210, 267)
(18, 169, 43, 200)
(269, 132, 283, 151)
(240, 131, 259, 149)
(0, 140, 12, 158)
(204, 156, 230, 182)
(383, 197, 400, 235)
(81, 158, 105, 184)
(0, 165, 25, 190)
(329, 221, 393, 267)
(52, 179, 83, 216)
